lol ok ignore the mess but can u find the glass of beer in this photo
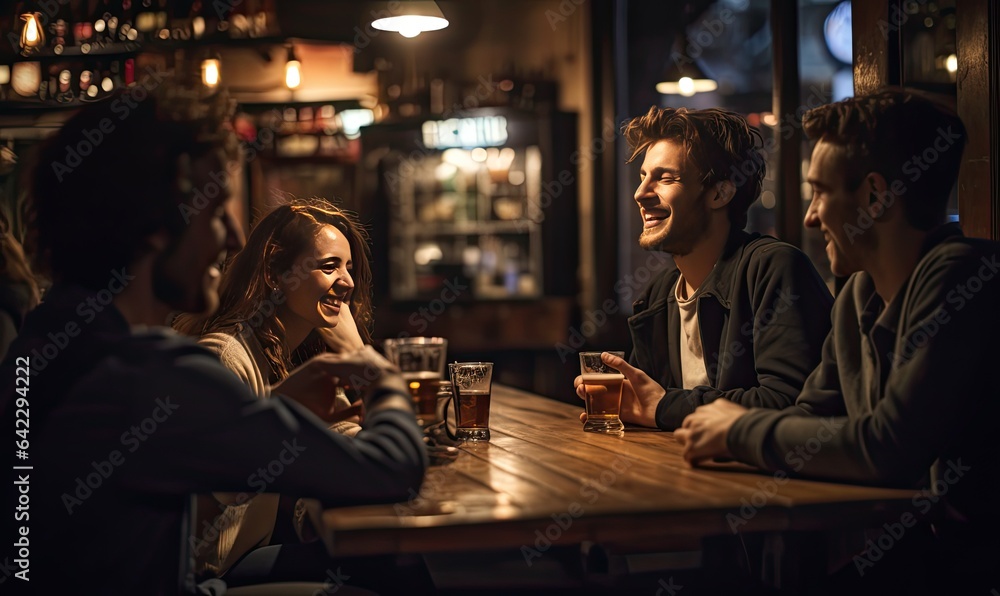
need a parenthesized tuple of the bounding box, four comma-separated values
(448, 362, 493, 441)
(384, 337, 447, 423)
(579, 351, 626, 434)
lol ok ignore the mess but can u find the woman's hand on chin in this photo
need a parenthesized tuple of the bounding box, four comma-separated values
(318, 302, 365, 353)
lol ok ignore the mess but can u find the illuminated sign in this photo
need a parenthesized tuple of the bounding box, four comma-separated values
(422, 116, 508, 148)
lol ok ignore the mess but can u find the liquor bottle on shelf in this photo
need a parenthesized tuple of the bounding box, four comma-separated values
(124, 58, 135, 86)
(119, 0, 138, 42)
(226, 0, 250, 38)
(49, 3, 74, 55)
(154, 0, 170, 41)
(56, 69, 73, 103)
(80, 69, 101, 100)
(190, 0, 207, 40)
(74, 2, 95, 54)
(98, 0, 122, 44)
(134, 0, 158, 42)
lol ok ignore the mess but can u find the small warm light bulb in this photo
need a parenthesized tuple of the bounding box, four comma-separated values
(678, 77, 695, 97)
(946, 53, 958, 73)
(21, 13, 44, 51)
(202, 58, 220, 88)
(24, 16, 39, 43)
(192, 16, 205, 38)
(285, 60, 301, 89)
(398, 24, 421, 38)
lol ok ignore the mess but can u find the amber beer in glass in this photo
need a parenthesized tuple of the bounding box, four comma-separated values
(384, 337, 447, 423)
(403, 371, 445, 418)
(449, 362, 494, 441)
(579, 351, 626, 434)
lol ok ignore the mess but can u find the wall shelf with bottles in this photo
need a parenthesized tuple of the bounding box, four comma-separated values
(1, 1, 281, 108)
(386, 140, 545, 301)
(360, 107, 578, 305)
(235, 100, 373, 162)
(4, 1, 281, 59)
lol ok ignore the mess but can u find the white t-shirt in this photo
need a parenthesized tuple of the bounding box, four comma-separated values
(675, 275, 711, 390)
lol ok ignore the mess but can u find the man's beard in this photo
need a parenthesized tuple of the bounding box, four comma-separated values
(152, 245, 212, 315)
(638, 197, 710, 256)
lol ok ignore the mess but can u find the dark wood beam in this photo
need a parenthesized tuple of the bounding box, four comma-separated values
(771, 0, 802, 247)
(956, 0, 998, 240)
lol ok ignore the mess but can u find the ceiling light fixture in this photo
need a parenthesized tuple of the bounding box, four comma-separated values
(656, 33, 718, 97)
(656, 3, 718, 97)
(371, 0, 449, 38)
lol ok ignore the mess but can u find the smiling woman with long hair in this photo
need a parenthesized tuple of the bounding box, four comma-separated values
(174, 196, 375, 578)
(178, 196, 373, 385)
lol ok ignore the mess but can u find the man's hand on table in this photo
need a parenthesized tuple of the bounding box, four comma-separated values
(674, 400, 748, 465)
(573, 351, 661, 428)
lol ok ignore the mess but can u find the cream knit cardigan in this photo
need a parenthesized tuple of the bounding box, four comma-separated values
(197, 328, 358, 574)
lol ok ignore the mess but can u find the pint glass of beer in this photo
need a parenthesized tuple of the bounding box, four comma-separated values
(579, 351, 626, 434)
(448, 362, 494, 441)
(384, 337, 448, 423)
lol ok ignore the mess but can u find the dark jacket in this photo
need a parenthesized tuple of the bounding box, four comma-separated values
(728, 224, 1000, 547)
(1, 284, 427, 595)
(628, 230, 833, 430)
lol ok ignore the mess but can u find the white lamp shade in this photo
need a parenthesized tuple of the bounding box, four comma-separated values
(372, 1, 448, 37)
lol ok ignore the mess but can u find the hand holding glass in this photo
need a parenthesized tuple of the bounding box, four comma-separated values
(579, 351, 625, 434)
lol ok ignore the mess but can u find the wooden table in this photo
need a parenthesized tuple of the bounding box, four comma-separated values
(321, 385, 918, 585)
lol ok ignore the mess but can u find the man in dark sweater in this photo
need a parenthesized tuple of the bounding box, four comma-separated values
(0, 82, 426, 595)
(578, 106, 833, 430)
(675, 89, 1000, 589)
